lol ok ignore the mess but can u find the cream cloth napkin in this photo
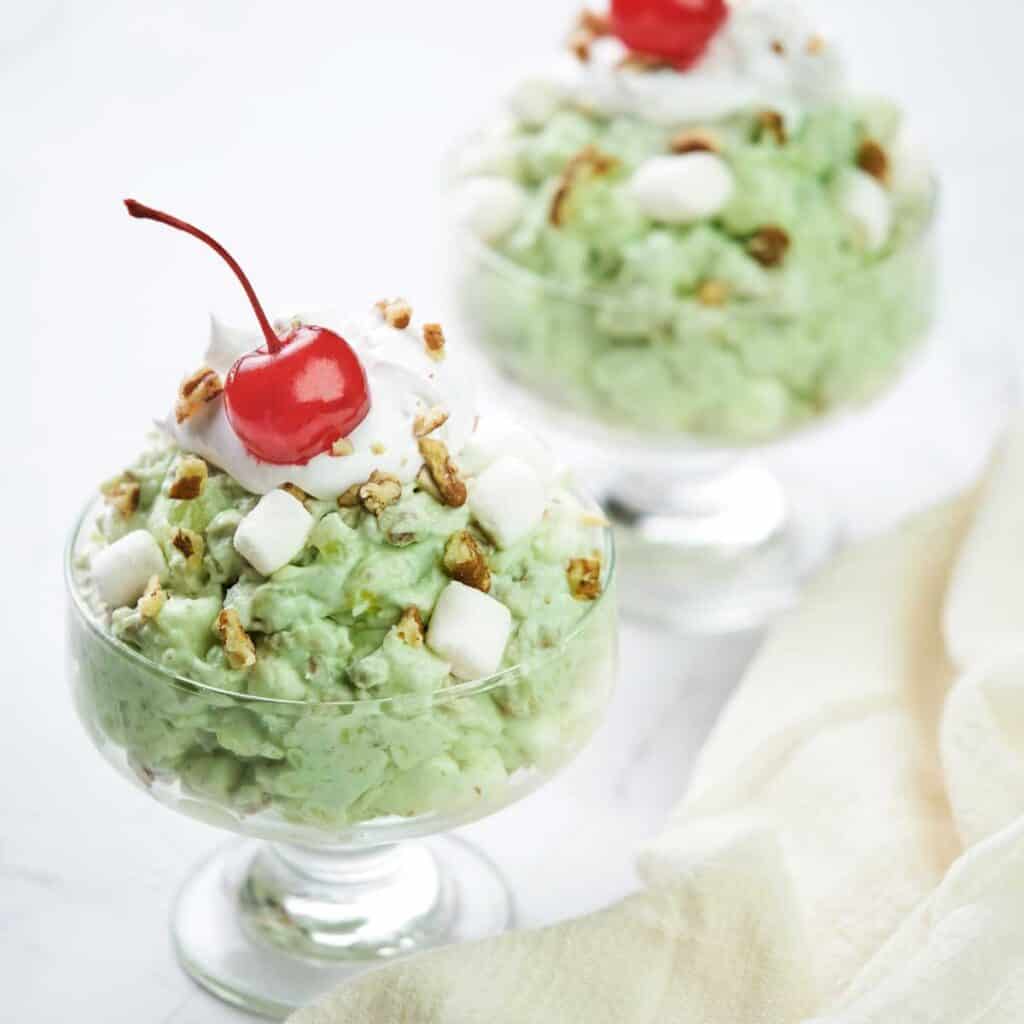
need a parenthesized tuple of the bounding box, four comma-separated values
(292, 423, 1024, 1024)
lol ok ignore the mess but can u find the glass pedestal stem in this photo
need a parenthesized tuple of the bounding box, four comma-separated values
(172, 836, 513, 1019)
(604, 457, 838, 633)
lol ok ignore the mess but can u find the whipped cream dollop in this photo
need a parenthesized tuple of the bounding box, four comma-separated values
(166, 307, 477, 501)
(513, 0, 844, 128)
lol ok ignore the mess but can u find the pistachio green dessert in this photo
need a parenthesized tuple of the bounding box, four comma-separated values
(69, 294, 614, 840)
(451, 3, 936, 441)
(71, 434, 613, 836)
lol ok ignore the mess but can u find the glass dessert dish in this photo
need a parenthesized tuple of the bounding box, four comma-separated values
(447, 0, 938, 631)
(66, 201, 618, 1017)
(66, 498, 615, 1018)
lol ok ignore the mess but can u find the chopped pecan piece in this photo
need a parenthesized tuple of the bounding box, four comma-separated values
(568, 9, 611, 61)
(618, 52, 671, 71)
(669, 129, 722, 155)
(101, 474, 141, 519)
(168, 456, 208, 500)
(330, 437, 354, 457)
(567, 557, 602, 600)
(568, 28, 593, 61)
(550, 146, 618, 227)
(697, 280, 730, 307)
(756, 109, 787, 146)
(377, 297, 412, 330)
(395, 606, 425, 647)
(415, 464, 443, 502)
(282, 483, 311, 505)
(578, 8, 611, 35)
(216, 608, 256, 670)
(747, 226, 791, 268)
(174, 366, 223, 424)
(138, 575, 167, 620)
(418, 438, 467, 507)
(857, 139, 890, 185)
(422, 323, 446, 362)
(359, 470, 403, 516)
(171, 527, 205, 567)
(413, 405, 449, 438)
(337, 483, 364, 509)
(443, 530, 492, 593)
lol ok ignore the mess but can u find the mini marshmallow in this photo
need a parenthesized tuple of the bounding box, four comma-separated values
(838, 169, 892, 252)
(459, 418, 558, 485)
(454, 178, 527, 245)
(427, 581, 513, 681)
(91, 530, 167, 610)
(506, 74, 567, 127)
(628, 153, 735, 225)
(233, 489, 314, 577)
(470, 456, 546, 549)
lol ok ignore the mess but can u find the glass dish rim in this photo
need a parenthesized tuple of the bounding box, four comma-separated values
(446, 134, 940, 309)
(65, 491, 617, 711)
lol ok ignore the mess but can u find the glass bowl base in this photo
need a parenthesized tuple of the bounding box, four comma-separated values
(606, 469, 839, 633)
(172, 835, 514, 1019)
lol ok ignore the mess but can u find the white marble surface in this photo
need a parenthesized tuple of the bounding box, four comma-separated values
(2, 0, 1022, 1020)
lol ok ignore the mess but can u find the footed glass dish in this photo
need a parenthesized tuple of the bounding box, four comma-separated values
(450, 169, 937, 631)
(66, 498, 617, 1018)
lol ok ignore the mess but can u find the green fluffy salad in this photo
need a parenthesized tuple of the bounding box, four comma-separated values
(70, 434, 614, 835)
(451, 9, 935, 441)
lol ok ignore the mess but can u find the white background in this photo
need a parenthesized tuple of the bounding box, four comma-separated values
(2, 1, 1022, 1019)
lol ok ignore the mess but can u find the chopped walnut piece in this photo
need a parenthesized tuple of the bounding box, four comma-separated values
(413, 405, 449, 438)
(415, 464, 443, 502)
(857, 139, 890, 185)
(168, 456, 208, 500)
(806, 34, 826, 55)
(422, 323, 446, 362)
(771, 39, 786, 55)
(377, 297, 412, 330)
(174, 366, 223, 424)
(697, 280, 731, 307)
(567, 557, 602, 600)
(216, 609, 256, 670)
(337, 483, 364, 509)
(669, 129, 722, 155)
(171, 527, 205, 567)
(747, 226, 791, 268)
(359, 470, 403, 516)
(395, 606, 425, 647)
(418, 438, 468, 507)
(331, 437, 355, 457)
(282, 483, 311, 505)
(138, 575, 167, 620)
(101, 475, 141, 519)
(443, 530, 492, 593)
(550, 146, 619, 227)
(757, 109, 787, 145)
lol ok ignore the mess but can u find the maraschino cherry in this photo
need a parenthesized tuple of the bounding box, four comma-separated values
(125, 200, 371, 465)
(610, 0, 729, 70)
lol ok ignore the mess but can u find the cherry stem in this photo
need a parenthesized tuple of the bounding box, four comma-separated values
(124, 199, 282, 354)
